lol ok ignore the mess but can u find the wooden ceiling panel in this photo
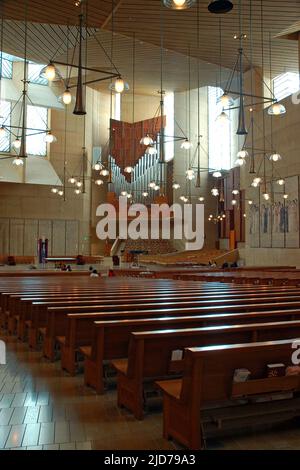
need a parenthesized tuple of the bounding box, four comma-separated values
(1, 0, 299, 94)
(108, 0, 300, 75)
(1, 0, 113, 27)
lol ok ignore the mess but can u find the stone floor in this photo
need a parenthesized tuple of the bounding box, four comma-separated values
(1, 330, 300, 450)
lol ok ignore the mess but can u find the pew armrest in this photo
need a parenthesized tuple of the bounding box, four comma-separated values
(111, 359, 128, 375)
(79, 346, 92, 358)
(156, 379, 182, 400)
(56, 336, 66, 346)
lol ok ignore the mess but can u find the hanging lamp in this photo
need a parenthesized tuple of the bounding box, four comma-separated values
(208, 1, 233, 14)
(268, 102, 286, 116)
(163, 0, 197, 10)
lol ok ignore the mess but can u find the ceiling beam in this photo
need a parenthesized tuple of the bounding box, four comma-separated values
(101, 0, 124, 30)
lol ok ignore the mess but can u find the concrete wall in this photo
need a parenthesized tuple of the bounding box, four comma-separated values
(121, 94, 161, 123)
(173, 87, 217, 249)
(239, 89, 300, 267)
(0, 86, 112, 256)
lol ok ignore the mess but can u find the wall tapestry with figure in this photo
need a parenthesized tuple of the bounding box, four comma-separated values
(249, 175, 299, 248)
(284, 176, 299, 248)
(249, 194, 260, 248)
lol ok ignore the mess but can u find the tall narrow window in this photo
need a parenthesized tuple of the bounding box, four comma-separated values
(114, 92, 121, 120)
(208, 86, 232, 171)
(0, 100, 11, 152)
(0, 53, 13, 79)
(26, 105, 48, 156)
(28, 63, 48, 85)
(273, 72, 299, 102)
(164, 92, 174, 162)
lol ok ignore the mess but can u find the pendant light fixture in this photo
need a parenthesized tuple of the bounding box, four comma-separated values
(220, 93, 234, 107)
(235, 157, 245, 166)
(140, 135, 153, 146)
(172, 182, 180, 190)
(145, 146, 158, 155)
(216, 19, 231, 124)
(109, 80, 129, 94)
(61, 88, 72, 105)
(216, 111, 230, 124)
(195, 0, 201, 189)
(40, 62, 62, 82)
(237, 150, 249, 159)
(12, 138, 22, 150)
(181, 138, 192, 150)
(235, 149, 248, 166)
(268, 102, 286, 116)
(124, 166, 134, 174)
(73, 13, 86, 115)
(42, 0, 123, 116)
(269, 152, 282, 162)
(0, 3, 57, 166)
(186, 168, 195, 180)
(108, 3, 128, 96)
(163, 0, 197, 10)
(268, 41, 283, 120)
(236, 0, 247, 135)
(93, 162, 101, 171)
(44, 132, 57, 144)
(100, 168, 110, 177)
(123, 33, 136, 177)
(12, 157, 24, 166)
(208, 1, 233, 14)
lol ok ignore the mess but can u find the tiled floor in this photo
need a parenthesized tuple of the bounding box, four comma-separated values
(1, 330, 300, 450)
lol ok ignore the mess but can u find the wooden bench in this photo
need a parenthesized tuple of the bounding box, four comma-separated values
(7, 282, 227, 335)
(38, 294, 300, 360)
(2, 280, 254, 329)
(112, 324, 300, 420)
(81, 315, 300, 394)
(157, 339, 300, 449)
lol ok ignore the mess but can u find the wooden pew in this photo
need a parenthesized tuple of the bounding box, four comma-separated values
(81, 313, 300, 394)
(37, 293, 300, 360)
(3, 281, 248, 322)
(6, 282, 238, 333)
(112, 324, 300, 420)
(0, 280, 244, 330)
(28, 288, 283, 348)
(157, 339, 300, 449)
